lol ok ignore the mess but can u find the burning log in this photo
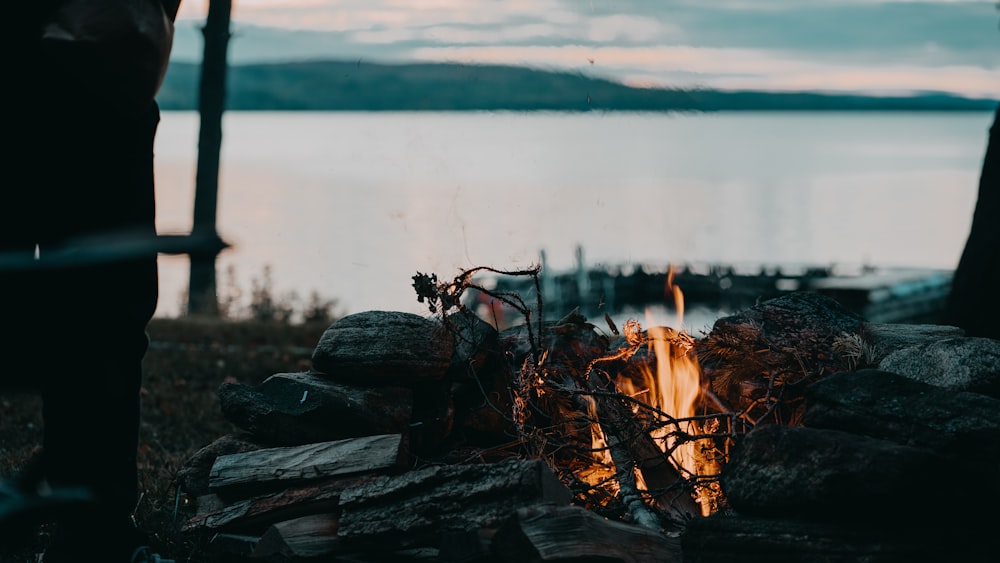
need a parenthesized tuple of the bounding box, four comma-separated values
(490, 505, 682, 563)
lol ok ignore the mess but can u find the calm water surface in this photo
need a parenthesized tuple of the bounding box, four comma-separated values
(152, 111, 993, 321)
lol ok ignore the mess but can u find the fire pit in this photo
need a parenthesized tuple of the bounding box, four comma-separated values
(175, 268, 1000, 562)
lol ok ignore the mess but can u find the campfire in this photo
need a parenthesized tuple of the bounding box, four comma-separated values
(175, 265, 1000, 562)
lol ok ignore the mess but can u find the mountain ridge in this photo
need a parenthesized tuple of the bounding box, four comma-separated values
(156, 59, 998, 112)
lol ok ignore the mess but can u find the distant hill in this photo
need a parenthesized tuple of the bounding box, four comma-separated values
(156, 59, 997, 112)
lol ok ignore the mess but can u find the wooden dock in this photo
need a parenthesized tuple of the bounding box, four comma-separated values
(473, 250, 953, 325)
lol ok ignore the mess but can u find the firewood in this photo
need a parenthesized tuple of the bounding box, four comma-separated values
(207, 533, 260, 559)
(208, 433, 406, 494)
(252, 513, 341, 561)
(183, 480, 352, 532)
(336, 459, 572, 551)
(491, 505, 682, 563)
(589, 390, 701, 527)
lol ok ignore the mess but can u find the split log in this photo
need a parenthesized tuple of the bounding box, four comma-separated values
(252, 513, 341, 561)
(175, 434, 264, 498)
(337, 459, 572, 551)
(217, 371, 414, 446)
(695, 292, 864, 425)
(208, 434, 405, 494)
(491, 504, 682, 563)
(183, 479, 359, 532)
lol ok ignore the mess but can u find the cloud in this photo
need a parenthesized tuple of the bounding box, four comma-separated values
(408, 44, 999, 97)
(173, 0, 999, 97)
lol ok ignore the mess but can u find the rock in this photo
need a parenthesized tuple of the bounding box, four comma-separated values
(311, 311, 455, 384)
(804, 369, 1000, 460)
(217, 372, 414, 446)
(877, 337, 1000, 398)
(858, 322, 965, 365)
(721, 424, 954, 523)
(682, 513, 981, 563)
(696, 292, 864, 424)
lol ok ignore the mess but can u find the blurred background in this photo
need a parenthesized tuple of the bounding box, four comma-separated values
(152, 0, 998, 331)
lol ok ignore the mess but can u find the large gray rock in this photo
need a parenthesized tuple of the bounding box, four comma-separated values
(858, 322, 965, 365)
(311, 310, 455, 384)
(721, 424, 954, 522)
(804, 369, 1000, 462)
(877, 337, 1000, 398)
(218, 371, 413, 445)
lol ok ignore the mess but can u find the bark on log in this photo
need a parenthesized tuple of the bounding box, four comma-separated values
(491, 505, 683, 563)
(183, 479, 359, 532)
(252, 513, 341, 561)
(337, 459, 572, 551)
(208, 434, 405, 494)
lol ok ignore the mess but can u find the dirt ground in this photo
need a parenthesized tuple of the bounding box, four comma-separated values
(0, 316, 330, 562)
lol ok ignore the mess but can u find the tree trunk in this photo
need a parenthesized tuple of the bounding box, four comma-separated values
(944, 105, 1000, 339)
(188, 0, 232, 316)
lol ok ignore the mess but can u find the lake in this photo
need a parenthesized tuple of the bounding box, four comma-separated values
(152, 110, 994, 325)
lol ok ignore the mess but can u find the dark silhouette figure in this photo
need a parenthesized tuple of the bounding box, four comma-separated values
(1, 1, 180, 561)
(944, 105, 1000, 340)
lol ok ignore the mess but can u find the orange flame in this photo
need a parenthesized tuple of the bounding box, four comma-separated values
(634, 266, 721, 516)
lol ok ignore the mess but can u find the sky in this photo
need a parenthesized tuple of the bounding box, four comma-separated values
(171, 0, 999, 97)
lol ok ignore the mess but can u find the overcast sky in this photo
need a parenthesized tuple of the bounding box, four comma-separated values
(172, 0, 999, 97)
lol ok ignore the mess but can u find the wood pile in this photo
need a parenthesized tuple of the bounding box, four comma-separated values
(175, 290, 1000, 562)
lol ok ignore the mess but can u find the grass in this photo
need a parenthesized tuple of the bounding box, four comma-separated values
(0, 315, 331, 562)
